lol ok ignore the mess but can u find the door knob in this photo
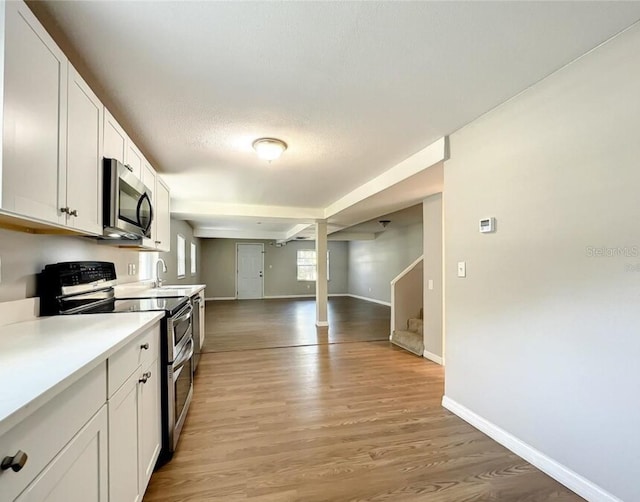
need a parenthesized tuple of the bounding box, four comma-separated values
(140, 343, 149, 350)
(60, 207, 70, 214)
(70, 209, 78, 217)
(139, 371, 151, 384)
(1, 450, 28, 472)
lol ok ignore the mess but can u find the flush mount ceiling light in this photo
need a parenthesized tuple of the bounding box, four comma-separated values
(379, 220, 391, 229)
(252, 137, 287, 161)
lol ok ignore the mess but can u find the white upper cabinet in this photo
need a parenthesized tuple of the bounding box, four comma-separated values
(141, 160, 156, 196)
(0, 0, 171, 241)
(103, 109, 142, 179)
(2, 1, 67, 225)
(66, 65, 103, 235)
(103, 109, 127, 166)
(155, 178, 171, 252)
(125, 142, 143, 179)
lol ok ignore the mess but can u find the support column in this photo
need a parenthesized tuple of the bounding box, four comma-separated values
(315, 220, 329, 327)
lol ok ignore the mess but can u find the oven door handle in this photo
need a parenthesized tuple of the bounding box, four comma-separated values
(173, 304, 193, 325)
(173, 338, 195, 372)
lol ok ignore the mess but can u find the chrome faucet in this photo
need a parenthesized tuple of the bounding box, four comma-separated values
(155, 258, 167, 288)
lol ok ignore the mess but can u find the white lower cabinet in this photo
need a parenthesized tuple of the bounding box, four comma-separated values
(16, 406, 108, 502)
(0, 323, 162, 502)
(108, 357, 161, 502)
(108, 371, 141, 502)
(107, 326, 162, 502)
(138, 357, 162, 492)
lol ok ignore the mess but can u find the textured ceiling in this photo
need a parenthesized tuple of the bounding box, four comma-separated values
(33, 1, 640, 237)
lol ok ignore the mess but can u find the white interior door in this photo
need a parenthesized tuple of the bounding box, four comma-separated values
(237, 244, 264, 299)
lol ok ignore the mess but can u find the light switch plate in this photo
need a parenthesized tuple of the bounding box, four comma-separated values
(457, 261, 466, 278)
(428, 279, 434, 290)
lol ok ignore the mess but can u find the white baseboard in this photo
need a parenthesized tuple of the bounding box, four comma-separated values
(441, 396, 623, 502)
(264, 294, 315, 299)
(423, 350, 443, 365)
(345, 294, 391, 307)
(206, 297, 236, 301)
(263, 294, 349, 300)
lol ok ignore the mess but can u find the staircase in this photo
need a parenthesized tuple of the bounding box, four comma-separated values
(389, 255, 424, 356)
(391, 309, 424, 356)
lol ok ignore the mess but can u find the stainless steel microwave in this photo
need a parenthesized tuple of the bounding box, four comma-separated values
(103, 158, 153, 239)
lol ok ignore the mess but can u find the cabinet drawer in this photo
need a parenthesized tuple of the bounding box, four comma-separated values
(108, 323, 160, 398)
(0, 363, 106, 502)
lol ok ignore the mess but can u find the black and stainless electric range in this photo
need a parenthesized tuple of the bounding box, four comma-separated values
(39, 261, 194, 465)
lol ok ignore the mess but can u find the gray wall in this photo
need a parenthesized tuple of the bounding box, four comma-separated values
(348, 223, 423, 304)
(158, 218, 202, 286)
(444, 24, 640, 502)
(0, 217, 201, 304)
(423, 193, 443, 359)
(200, 239, 348, 298)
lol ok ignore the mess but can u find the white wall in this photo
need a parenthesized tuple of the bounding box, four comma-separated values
(444, 24, 640, 502)
(348, 223, 423, 304)
(0, 228, 143, 303)
(0, 218, 201, 304)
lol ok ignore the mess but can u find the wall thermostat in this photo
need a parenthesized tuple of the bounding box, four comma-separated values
(479, 217, 495, 233)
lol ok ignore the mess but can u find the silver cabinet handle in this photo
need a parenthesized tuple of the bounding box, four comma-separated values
(1, 450, 28, 472)
(139, 371, 151, 384)
(124, 164, 134, 172)
(140, 343, 149, 350)
(155, 240, 161, 245)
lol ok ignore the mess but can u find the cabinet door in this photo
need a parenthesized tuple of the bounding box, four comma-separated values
(103, 109, 127, 165)
(2, 1, 67, 225)
(126, 143, 143, 179)
(66, 65, 103, 235)
(109, 371, 141, 502)
(138, 357, 162, 493)
(155, 178, 171, 252)
(16, 406, 108, 502)
(199, 292, 206, 349)
(141, 160, 157, 243)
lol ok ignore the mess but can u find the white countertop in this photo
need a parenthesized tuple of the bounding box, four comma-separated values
(117, 284, 206, 299)
(0, 312, 163, 437)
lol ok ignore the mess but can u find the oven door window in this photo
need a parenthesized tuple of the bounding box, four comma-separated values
(173, 307, 192, 349)
(174, 350, 193, 423)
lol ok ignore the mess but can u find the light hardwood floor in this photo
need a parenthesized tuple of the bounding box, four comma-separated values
(144, 298, 582, 502)
(203, 297, 391, 352)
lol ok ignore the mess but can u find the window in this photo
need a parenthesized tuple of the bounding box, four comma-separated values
(190, 242, 197, 275)
(177, 234, 186, 278)
(296, 250, 330, 281)
(138, 252, 157, 281)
